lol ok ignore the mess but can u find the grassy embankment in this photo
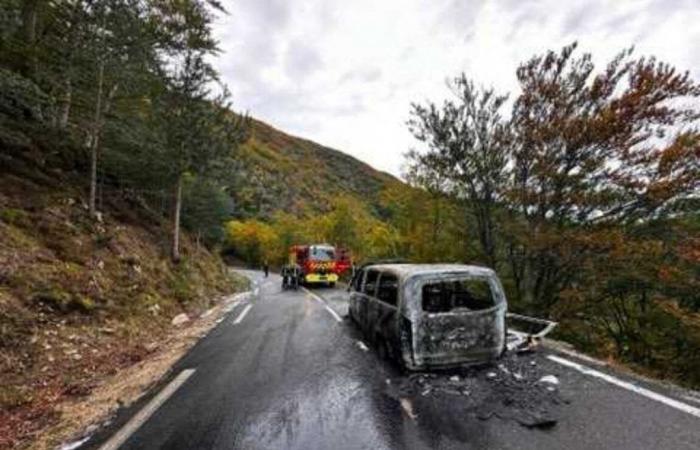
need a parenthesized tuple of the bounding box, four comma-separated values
(0, 128, 249, 449)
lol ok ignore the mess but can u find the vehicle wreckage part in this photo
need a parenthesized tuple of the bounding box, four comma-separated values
(506, 312, 558, 353)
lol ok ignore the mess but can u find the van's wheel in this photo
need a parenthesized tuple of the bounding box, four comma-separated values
(377, 338, 390, 361)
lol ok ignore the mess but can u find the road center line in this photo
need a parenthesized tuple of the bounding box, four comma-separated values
(233, 304, 253, 324)
(547, 354, 700, 419)
(98, 368, 196, 450)
(302, 288, 343, 323)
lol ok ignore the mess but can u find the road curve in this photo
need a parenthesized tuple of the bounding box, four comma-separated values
(84, 270, 700, 450)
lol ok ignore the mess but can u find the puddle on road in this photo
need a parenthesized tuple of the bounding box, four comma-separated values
(384, 352, 569, 429)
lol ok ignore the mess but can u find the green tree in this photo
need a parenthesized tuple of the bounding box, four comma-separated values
(407, 75, 510, 268)
(155, 0, 247, 262)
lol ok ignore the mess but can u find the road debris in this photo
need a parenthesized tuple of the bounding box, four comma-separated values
(538, 375, 559, 385)
(386, 353, 569, 429)
(400, 398, 418, 419)
(506, 313, 558, 354)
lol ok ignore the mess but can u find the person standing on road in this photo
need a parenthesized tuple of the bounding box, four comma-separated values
(263, 260, 269, 278)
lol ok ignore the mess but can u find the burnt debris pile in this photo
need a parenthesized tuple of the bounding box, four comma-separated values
(389, 353, 570, 429)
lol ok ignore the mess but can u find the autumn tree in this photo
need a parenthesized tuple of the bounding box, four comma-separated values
(407, 75, 511, 268)
(226, 219, 280, 266)
(506, 42, 700, 310)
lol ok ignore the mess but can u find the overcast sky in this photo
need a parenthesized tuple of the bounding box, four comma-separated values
(212, 0, 700, 177)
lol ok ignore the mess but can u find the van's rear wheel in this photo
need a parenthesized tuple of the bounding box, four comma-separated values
(376, 338, 390, 361)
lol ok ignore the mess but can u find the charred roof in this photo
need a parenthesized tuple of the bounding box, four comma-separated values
(362, 263, 496, 278)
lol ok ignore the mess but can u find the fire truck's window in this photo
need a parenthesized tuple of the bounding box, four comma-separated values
(310, 245, 335, 261)
(363, 269, 379, 296)
(422, 278, 494, 313)
(376, 273, 398, 306)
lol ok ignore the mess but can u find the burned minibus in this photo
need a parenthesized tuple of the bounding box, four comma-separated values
(348, 264, 507, 370)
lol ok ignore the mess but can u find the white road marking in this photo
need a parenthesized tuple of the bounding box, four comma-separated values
(98, 369, 196, 450)
(233, 304, 253, 324)
(59, 435, 91, 450)
(356, 341, 369, 351)
(322, 304, 343, 323)
(302, 288, 343, 323)
(548, 355, 700, 419)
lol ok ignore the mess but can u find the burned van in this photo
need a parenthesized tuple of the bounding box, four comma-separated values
(348, 264, 507, 370)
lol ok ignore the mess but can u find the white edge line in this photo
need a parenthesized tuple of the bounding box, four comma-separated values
(98, 368, 196, 450)
(547, 354, 700, 419)
(323, 304, 343, 323)
(233, 304, 253, 324)
(302, 288, 342, 323)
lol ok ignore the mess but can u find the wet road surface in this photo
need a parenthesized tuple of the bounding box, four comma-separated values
(85, 270, 700, 450)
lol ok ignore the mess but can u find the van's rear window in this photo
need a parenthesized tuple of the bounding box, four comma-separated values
(422, 278, 494, 313)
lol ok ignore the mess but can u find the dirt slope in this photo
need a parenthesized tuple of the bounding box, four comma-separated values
(0, 147, 248, 449)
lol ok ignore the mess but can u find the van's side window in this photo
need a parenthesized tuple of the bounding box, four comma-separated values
(352, 269, 365, 291)
(422, 278, 494, 313)
(376, 273, 398, 306)
(364, 269, 379, 296)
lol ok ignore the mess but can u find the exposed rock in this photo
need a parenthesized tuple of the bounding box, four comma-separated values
(200, 308, 215, 319)
(171, 313, 189, 326)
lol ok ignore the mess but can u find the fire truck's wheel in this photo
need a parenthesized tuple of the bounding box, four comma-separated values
(329, 282, 336, 288)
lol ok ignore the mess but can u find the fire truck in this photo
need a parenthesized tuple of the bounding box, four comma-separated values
(282, 244, 352, 288)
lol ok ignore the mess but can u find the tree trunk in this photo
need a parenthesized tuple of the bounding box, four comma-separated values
(171, 174, 183, 263)
(58, 78, 72, 129)
(88, 59, 105, 217)
(21, 0, 40, 79)
(431, 195, 441, 245)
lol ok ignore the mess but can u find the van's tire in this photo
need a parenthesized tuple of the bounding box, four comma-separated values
(376, 338, 393, 364)
(377, 339, 388, 361)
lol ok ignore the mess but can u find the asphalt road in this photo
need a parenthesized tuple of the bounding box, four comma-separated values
(84, 270, 700, 450)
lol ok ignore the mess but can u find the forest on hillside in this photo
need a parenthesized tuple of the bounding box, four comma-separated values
(1, 0, 247, 261)
(229, 44, 700, 387)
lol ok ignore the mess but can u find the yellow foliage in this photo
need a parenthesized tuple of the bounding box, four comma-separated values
(225, 220, 280, 265)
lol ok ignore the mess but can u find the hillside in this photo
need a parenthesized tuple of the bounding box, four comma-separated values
(230, 118, 403, 219)
(0, 122, 249, 449)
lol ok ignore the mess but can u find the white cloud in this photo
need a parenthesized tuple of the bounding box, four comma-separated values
(212, 0, 700, 177)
